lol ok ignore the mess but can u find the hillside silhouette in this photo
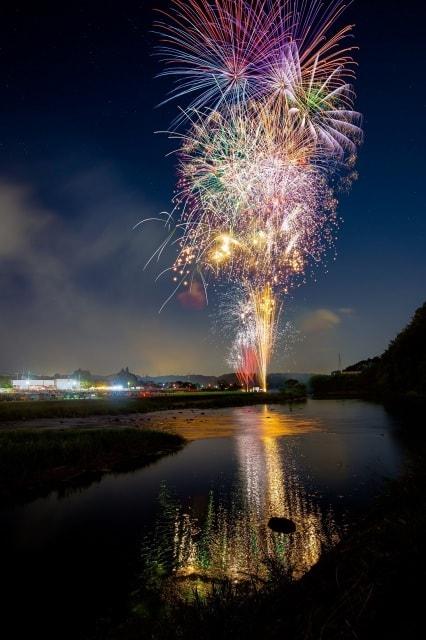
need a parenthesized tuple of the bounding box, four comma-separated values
(311, 301, 426, 400)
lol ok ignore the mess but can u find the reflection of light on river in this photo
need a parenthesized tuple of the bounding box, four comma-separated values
(234, 405, 338, 579)
(141, 406, 339, 594)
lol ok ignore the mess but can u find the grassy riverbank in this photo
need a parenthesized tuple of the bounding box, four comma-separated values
(0, 428, 185, 504)
(0, 392, 296, 423)
(106, 449, 426, 640)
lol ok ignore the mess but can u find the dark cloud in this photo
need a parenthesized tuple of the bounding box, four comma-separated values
(0, 175, 219, 375)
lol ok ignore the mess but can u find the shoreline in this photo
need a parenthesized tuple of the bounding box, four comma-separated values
(0, 394, 307, 432)
(0, 392, 305, 425)
(0, 402, 317, 441)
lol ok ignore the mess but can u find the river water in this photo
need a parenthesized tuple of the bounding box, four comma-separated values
(0, 399, 409, 638)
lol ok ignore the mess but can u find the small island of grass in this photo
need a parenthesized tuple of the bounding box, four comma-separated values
(0, 428, 185, 504)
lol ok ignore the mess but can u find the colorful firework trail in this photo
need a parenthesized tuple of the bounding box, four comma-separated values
(248, 284, 280, 392)
(227, 330, 257, 391)
(152, 0, 362, 388)
(226, 286, 280, 391)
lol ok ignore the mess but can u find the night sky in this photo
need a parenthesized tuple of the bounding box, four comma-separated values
(0, 0, 425, 376)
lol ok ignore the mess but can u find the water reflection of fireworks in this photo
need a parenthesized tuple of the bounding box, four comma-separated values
(140, 407, 340, 598)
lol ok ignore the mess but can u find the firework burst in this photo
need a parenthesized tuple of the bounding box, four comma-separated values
(149, 0, 362, 389)
(155, 1, 360, 125)
(169, 102, 338, 295)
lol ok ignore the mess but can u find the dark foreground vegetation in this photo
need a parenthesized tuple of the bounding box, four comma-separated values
(0, 391, 302, 423)
(311, 300, 426, 402)
(280, 378, 307, 400)
(104, 446, 426, 640)
(0, 428, 184, 503)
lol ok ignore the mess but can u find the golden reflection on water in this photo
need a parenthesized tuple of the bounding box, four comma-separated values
(142, 405, 339, 595)
(139, 403, 321, 440)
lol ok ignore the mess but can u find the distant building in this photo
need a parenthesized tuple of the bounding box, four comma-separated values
(12, 378, 81, 391)
(55, 378, 81, 390)
(331, 370, 361, 376)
